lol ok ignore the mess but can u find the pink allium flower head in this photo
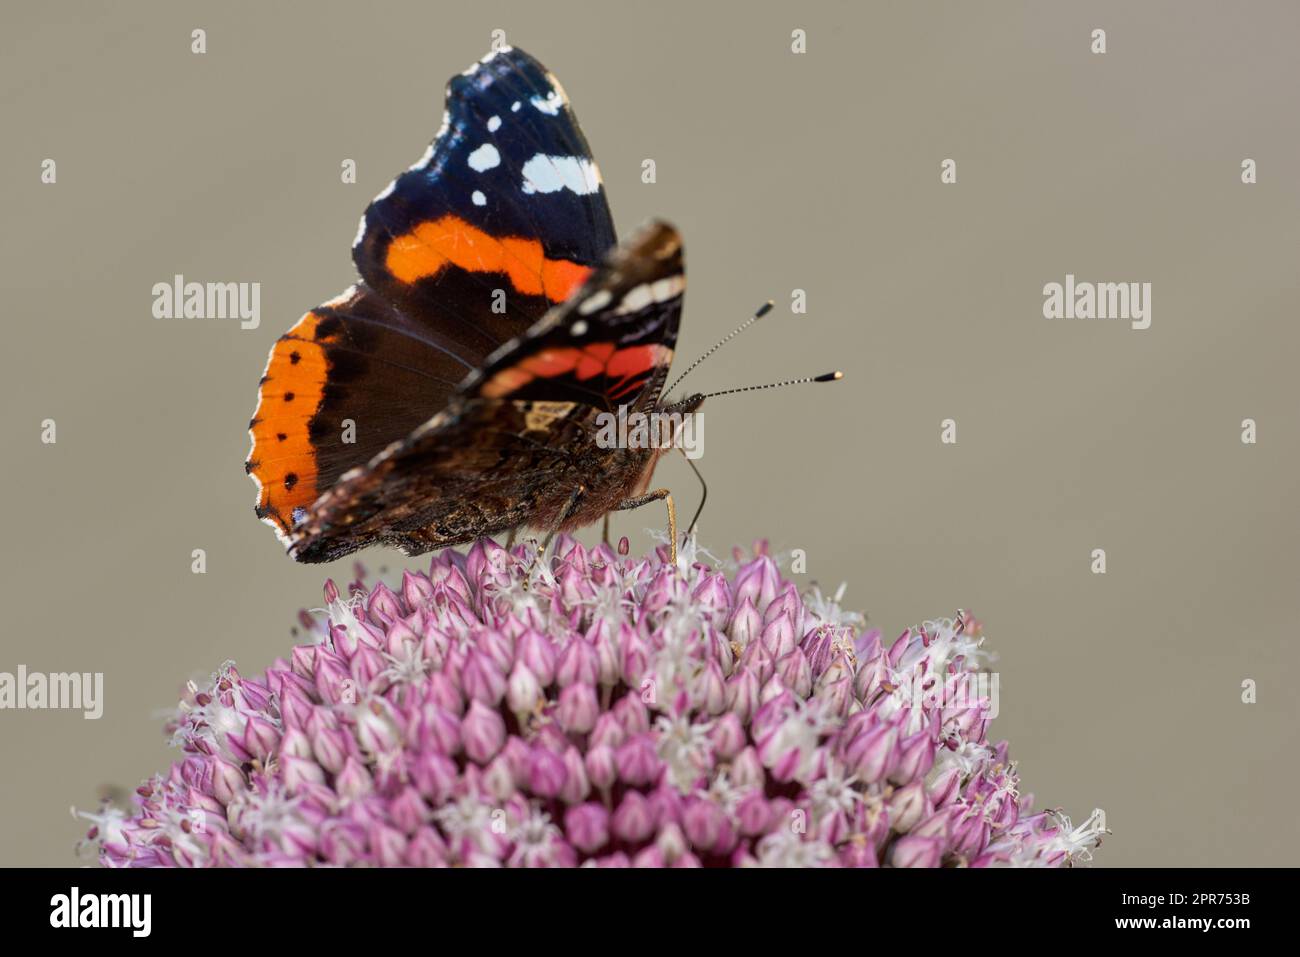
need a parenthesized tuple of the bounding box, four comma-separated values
(80, 537, 1105, 868)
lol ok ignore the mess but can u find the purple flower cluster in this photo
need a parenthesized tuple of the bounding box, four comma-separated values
(81, 536, 1104, 867)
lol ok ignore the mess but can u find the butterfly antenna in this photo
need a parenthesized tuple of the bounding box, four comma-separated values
(666, 300, 774, 396)
(701, 370, 843, 400)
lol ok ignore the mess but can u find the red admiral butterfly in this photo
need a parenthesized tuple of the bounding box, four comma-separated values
(247, 46, 835, 564)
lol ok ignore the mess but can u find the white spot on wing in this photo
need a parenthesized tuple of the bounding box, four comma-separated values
(468, 143, 501, 172)
(610, 275, 683, 316)
(472, 190, 487, 206)
(621, 283, 653, 314)
(579, 289, 612, 315)
(511, 101, 521, 112)
(530, 90, 564, 115)
(520, 154, 601, 195)
(487, 115, 502, 132)
(650, 275, 685, 302)
(570, 319, 589, 336)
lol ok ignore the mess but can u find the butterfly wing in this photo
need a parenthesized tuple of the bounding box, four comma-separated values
(287, 221, 687, 562)
(464, 219, 685, 413)
(352, 45, 617, 358)
(249, 46, 617, 550)
(247, 283, 474, 538)
(287, 397, 589, 562)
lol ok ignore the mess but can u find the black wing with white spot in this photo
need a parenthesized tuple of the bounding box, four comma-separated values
(351, 45, 618, 363)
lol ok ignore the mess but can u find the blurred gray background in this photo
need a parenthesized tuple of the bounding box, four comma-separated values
(1, 0, 1296, 865)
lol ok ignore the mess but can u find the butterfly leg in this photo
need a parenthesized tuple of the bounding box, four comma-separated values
(601, 513, 611, 547)
(612, 488, 677, 565)
(525, 488, 587, 587)
(538, 486, 585, 561)
(505, 526, 518, 551)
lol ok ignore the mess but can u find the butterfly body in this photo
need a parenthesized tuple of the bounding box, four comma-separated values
(247, 48, 695, 562)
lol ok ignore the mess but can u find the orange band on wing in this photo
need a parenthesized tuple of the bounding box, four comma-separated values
(247, 311, 339, 533)
(385, 215, 591, 302)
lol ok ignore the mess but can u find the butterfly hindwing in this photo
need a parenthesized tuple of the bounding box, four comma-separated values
(248, 283, 474, 540)
(288, 397, 592, 562)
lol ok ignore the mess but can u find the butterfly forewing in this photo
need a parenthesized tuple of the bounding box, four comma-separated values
(351, 47, 617, 357)
(465, 220, 685, 413)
